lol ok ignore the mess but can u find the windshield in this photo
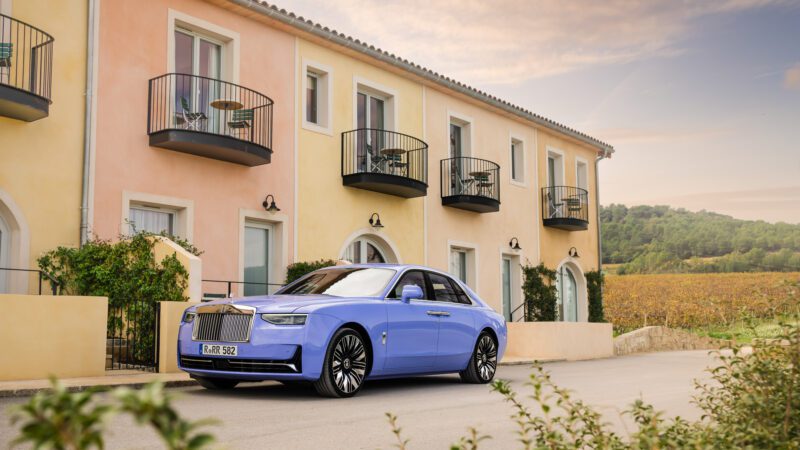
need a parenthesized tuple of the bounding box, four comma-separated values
(276, 268, 397, 297)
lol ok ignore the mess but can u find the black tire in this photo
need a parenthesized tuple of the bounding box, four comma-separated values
(313, 327, 369, 398)
(194, 376, 239, 390)
(459, 332, 498, 384)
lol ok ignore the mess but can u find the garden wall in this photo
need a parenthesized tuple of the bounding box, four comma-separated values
(614, 326, 728, 356)
(505, 322, 614, 361)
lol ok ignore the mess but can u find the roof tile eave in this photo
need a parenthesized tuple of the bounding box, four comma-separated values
(232, 0, 614, 154)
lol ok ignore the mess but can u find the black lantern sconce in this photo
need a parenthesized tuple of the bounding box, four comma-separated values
(262, 194, 280, 213)
(568, 247, 579, 258)
(369, 212, 384, 228)
(509, 237, 522, 250)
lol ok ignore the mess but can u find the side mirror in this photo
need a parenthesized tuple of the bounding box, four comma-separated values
(400, 284, 424, 303)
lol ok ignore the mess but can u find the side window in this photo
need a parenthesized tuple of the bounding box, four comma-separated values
(450, 280, 472, 305)
(389, 270, 427, 299)
(428, 272, 458, 303)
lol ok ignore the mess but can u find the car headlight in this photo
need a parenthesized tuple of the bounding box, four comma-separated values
(183, 312, 196, 323)
(261, 313, 307, 325)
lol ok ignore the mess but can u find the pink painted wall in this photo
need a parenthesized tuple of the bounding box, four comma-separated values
(93, 0, 295, 287)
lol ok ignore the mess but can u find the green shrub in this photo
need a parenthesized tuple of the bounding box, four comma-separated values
(286, 259, 337, 284)
(10, 380, 215, 450)
(585, 270, 605, 322)
(521, 263, 558, 321)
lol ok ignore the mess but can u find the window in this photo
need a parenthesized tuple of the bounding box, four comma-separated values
(129, 206, 175, 235)
(303, 61, 331, 132)
(428, 272, 459, 303)
(244, 222, 271, 296)
(450, 280, 472, 305)
(0, 213, 8, 294)
(341, 236, 394, 264)
(277, 268, 396, 297)
(547, 149, 565, 187)
(389, 270, 427, 299)
(450, 249, 467, 282)
(576, 159, 588, 191)
(511, 138, 524, 184)
(448, 115, 471, 158)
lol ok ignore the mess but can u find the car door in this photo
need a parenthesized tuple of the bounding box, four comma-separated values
(426, 272, 477, 372)
(384, 270, 438, 372)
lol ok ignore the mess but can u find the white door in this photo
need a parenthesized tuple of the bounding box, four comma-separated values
(356, 92, 386, 172)
(449, 249, 467, 283)
(174, 29, 222, 130)
(244, 223, 271, 296)
(501, 257, 512, 321)
(343, 237, 389, 264)
(558, 267, 578, 322)
(0, 214, 8, 294)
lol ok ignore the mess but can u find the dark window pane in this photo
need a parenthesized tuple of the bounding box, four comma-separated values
(428, 272, 458, 303)
(451, 280, 472, 305)
(389, 270, 427, 299)
(306, 74, 317, 123)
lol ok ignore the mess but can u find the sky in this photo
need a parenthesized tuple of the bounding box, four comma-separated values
(277, 0, 800, 224)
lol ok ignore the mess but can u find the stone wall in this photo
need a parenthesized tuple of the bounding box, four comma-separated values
(614, 326, 729, 356)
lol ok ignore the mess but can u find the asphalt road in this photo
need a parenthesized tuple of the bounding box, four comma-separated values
(0, 350, 719, 449)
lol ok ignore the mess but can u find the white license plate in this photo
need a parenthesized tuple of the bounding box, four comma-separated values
(200, 344, 238, 356)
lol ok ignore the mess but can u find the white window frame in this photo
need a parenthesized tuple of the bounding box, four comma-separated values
(128, 204, 177, 236)
(242, 220, 274, 295)
(167, 9, 240, 83)
(122, 191, 193, 241)
(352, 76, 398, 131)
(575, 157, 589, 191)
(509, 133, 526, 186)
(447, 240, 478, 290)
(546, 146, 566, 187)
(447, 110, 473, 158)
(500, 252, 523, 322)
(302, 59, 333, 135)
(238, 209, 289, 297)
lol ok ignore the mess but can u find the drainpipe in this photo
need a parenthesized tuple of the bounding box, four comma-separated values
(594, 150, 610, 273)
(80, 0, 98, 245)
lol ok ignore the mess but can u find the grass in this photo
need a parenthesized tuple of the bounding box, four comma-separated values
(690, 316, 798, 344)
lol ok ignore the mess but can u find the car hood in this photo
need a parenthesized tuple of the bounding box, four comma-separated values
(195, 294, 371, 313)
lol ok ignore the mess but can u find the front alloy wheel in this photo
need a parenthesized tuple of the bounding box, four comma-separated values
(460, 332, 498, 384)
(314, 328, 369, 398)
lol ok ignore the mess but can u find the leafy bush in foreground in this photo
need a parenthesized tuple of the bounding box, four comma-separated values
(389, 318, 800, 449)
(285, 259, 337, 284)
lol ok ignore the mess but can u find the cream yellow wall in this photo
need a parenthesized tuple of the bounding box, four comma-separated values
(0, 295, 108, 381)
(424, 87, 539, 316)
(0, 0, 87, 292)
(296, 39, 425, 264)
(537, 129, 600, 274)
(159, 300, 199, 373)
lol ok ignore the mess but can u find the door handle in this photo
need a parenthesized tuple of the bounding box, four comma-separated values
(426, 311, 450, 317)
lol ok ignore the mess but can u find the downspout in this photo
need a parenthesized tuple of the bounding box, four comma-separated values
(80, 0, 98, 245)
(594, 150, 609, 273)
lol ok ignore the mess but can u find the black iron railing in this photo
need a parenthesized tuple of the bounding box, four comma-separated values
(147, 73, 274, 150)
(0, 267, 59, 295)
(541, 186, 589, 222)
(107, 300, 160, 371)
(202, 279, 284, 299)
(441, 157, 500, 202)
(341, 128, 428, 184)
(0, 13, 54, 101)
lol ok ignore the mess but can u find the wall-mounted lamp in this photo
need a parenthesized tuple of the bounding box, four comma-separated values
(369, 212, 384, 228)
(509, 237, 522, 250)
(262, 194, 281, 213)
(568, 247, 579, 258)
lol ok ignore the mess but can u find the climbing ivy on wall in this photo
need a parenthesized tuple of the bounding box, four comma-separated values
(522, 263, 558, 321)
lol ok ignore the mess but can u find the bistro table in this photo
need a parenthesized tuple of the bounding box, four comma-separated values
(469, 170, 493, 196)
(380, 148, 407, 175)
(210, 99, 244, 136)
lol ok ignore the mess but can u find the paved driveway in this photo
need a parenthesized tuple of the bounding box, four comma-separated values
(0, 350, 719, 449)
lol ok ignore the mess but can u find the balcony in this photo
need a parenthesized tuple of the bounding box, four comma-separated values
(147, 73, 274, 166)
(341, 129, 428, 198)
(542, 186, 589, 231)
(440, 157, 500, 213)
(0, 14, 53, 122)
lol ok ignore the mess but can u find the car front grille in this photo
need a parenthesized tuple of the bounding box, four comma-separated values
(193, 313, 253, 342)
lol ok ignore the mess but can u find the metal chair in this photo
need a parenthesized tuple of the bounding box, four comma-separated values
(0, 43, 12, 85)
(180, 97, 207, 131)
(227, 108, 254, 140)
(452, 167, 476, 195)
(546, 191, 565, 218)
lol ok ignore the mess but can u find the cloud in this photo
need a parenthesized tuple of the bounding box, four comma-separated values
(784, 63, 800, 90)
(280, 0, 792, 85)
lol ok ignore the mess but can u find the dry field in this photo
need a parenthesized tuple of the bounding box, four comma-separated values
(604, 272, 800, 333)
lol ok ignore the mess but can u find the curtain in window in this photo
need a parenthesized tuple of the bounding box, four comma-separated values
(129, 208, 174, 235)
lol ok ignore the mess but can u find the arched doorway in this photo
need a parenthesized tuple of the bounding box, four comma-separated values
(555, 259, 587, 322)
(0, 190, 30, 294)
(0, 213, 9, 293)
(339, 231, 399, 264)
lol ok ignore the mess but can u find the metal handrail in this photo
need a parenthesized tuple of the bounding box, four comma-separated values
(0, 13, 54, 101)
(202, 279, 284, 298)
(541, 185, 589, 222)
(341, 128, 428, 184)
(147, 73, 274, 151)
(440, 156, 501, 202)
(0, 267, 59, 295)
(509, 301, 527, 322)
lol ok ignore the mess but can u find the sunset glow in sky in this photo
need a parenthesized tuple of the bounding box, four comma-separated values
(279, 0, 800, 223)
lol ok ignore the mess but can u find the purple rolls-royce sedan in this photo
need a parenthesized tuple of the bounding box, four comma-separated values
(178, 264, 507, 397)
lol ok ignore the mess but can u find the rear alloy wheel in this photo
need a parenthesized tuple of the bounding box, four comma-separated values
(194, 376, 239, 390)
(460, 332, 498, 384)
(314, 328, 369, 398)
